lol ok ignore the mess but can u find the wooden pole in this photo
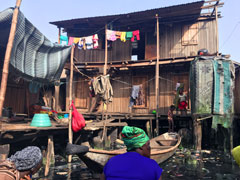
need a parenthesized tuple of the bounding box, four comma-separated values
(54, 27, 61, 112)
(44, 135, 54, 177)
(68, 45, 74, 163)
(155, 14, 160, 136)
(0, 0, 22, 117)
(215, 6, 219, 56)
(102, 24, 108, 143)
(104, 24, 108, 75)
(58, 27, 61, 44)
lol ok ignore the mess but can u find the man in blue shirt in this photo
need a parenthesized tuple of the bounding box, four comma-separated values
(100, 126, 163, 180)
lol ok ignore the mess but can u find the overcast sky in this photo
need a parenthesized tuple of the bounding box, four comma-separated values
(1, 0, 239, 61)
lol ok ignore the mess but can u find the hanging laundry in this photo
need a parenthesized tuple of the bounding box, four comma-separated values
(85, 36, 93, 49)
(60, 35, 68, 45)
(92, 75, 113, 103)
(74, 37, 80, 44)
(129, 85, 140, 107)
(68, 37, 74, 45)
(78, 38, 86, 50)
(93, 34, 99, 49)
(126, 31, 133, 40)
(115, 31, 122, 39)
(106, 30, 117, 41)
(120, 32, 126, 42)
(131, 30, 140, 42)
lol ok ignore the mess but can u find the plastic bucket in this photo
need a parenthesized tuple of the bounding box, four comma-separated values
(30, 114, 52, 127)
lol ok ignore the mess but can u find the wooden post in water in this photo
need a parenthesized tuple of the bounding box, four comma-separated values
(44, 135, 55, 176)
(194, 116, 202, 150)
(68, 45, 74, 163)
(155, 14, 160, 136)
(0, 0, 22, 117)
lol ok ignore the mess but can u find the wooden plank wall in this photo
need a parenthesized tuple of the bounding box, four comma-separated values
(4, 80, 39, 114)
(74, 39, 131, 63)
(149, 72, 189, 114)
(145, 20, 217, 59)
(74, 69, 189, 115)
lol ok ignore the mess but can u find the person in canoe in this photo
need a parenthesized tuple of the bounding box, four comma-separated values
(0, 146, 43, 180)
(100, 126, 163, 180)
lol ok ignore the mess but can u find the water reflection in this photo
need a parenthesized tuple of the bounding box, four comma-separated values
(161, 149, 240, 180)
(33, 149, 240, 180)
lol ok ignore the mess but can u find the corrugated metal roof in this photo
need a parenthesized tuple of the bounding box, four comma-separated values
(50, 1, 204, 37)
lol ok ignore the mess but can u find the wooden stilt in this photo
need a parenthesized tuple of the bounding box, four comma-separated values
(194, 116, 202, 150)
(101, 24, 109, 144)
(150, 119, 153, 139)
(68, 46, 74, 163)
(155, 14, 160, 136)
(44, 135, 54, 177)
(0, 0, 22, 117)
(0, 144, 10, 160)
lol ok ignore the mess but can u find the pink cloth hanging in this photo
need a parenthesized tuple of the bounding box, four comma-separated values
(68, 37, 74, 45)
(131, 30, 140, 42)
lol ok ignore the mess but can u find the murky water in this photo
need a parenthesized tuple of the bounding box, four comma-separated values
(33, 149, 240, 180)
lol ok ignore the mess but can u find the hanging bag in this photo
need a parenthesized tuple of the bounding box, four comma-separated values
(70, 101, 85, 132)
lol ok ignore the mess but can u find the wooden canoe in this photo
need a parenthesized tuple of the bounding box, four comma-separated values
(78, 132, 181, 173)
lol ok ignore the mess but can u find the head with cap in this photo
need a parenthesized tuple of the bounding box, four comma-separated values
(121, 126, 151, 158)
(8, 146, 42, 175)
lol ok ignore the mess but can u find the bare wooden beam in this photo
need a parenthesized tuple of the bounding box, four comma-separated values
(201, 2, 224, 9)
(76, 58, 194, 69)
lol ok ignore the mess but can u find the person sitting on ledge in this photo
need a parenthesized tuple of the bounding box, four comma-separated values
(100, 126, 163, 180)
(0, 146, 43, 180)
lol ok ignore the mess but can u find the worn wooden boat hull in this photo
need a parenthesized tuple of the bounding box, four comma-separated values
(79, 132, 181, 173)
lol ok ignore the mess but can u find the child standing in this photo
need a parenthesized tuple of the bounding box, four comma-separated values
(168, 105, 175, 132)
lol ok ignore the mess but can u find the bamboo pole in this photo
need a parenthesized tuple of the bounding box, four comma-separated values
(0, 0, 22, 117)
(68, 45, 74, 163)
(215, 6, 219, 56)
(155, 14, 160, 136)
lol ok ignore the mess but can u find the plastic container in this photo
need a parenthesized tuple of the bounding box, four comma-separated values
(30, 114, 52, 127)
(64, 114, 69, 118)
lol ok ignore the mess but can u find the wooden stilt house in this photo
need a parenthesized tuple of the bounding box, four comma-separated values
(51, 1, 227, 115)
(50, 0, 240, 150)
